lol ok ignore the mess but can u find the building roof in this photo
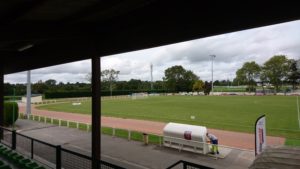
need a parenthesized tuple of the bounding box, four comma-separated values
(22, 94, 42, 97)
(249, 146, 300, 169)
(1, 0, 300, 74)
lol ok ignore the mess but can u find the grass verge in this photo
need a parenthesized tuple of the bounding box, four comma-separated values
(285, 138, 300, 147)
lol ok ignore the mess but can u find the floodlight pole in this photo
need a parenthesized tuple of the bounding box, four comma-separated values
(26, 70, 31, 118)
(150, 63, 153, 91)
(210, 55, 216, 95)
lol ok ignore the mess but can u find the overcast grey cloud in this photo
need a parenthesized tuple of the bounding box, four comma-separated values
(4, 20, 300, 84)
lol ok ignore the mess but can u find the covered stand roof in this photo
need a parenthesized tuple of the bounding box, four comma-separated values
(1, 0, 300, 74)
(249, 146, 300, 169)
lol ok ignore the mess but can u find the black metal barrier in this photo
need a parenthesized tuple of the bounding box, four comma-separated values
(0, 126, 125, 169)
(166, 160, 214, 169)
(0, 126, 209, 169)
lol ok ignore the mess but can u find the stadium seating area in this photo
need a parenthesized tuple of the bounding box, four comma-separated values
(0, 144, 46, 169)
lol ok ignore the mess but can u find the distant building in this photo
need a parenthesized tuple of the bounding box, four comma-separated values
(22, 94, 42, 104)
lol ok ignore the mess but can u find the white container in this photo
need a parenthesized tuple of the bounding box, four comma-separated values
(163, 122, 209, 154)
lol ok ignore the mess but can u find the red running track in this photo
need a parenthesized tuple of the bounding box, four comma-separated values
(19, 104, 285, 150)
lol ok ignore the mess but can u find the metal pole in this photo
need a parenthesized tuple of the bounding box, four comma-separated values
(212, 57, 213, 95)
(12, 130, 16, 150)
(56, 145, 61, 169)
(0, 66, 3, 139)
(26, 70, 31, 118)
(12, 88, 15, 130)
(92, 57, 101, 169)
(31, 139, 34, 159)
(210, 55, 216, 95)
(150, 63, 153, 91)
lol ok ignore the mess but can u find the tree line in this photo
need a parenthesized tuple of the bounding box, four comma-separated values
(234, 55, 300, 92)
(4, 55, 299, 96)
(4, 66, 208, 96)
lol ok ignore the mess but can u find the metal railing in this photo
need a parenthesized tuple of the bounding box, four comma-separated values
(166, 160, 214, 169)
(0, 126, 125, 169)
(21, 113, 260, 153)
(0, 122, 231, 169)
(33, 96, 131, 105)
(19, 113, 92, 132)
(33, 97, 91, 105)
(20, 113, 164, 145)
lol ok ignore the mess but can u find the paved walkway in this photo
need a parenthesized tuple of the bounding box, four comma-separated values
(19, 104, 285, 150)
(15, 120, 255, 169)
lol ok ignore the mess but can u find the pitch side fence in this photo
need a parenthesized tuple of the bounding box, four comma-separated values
(166, 160, 214, 169)
(0, 126, 124, 169)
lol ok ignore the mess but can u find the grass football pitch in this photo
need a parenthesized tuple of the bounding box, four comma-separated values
(37, 95, 300, 139)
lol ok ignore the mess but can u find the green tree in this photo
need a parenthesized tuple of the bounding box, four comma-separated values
(101, 69, 120, 96)
(4, 83, 14, 95)
(127, 79, 143, 90)
(287, 59, 300, 89)
(32, 80, 48, 94)
(163, 65, 198, 92)
(184, 70, 199, 90)
(259, 71, 268, 94)
(115, 81, 129, 90)
(261, 55, 290, 92)
(235, 69, 247, 85)
(235, 61, 260, 92)
(214, 80, 220, 86)
(193, 80, 204, 92)
(203, 81, 211, 95)
(45, 79, 57, 86)
(153, 81, 165, 90)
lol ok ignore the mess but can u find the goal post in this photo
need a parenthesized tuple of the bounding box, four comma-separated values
(131, 92, 149, 100)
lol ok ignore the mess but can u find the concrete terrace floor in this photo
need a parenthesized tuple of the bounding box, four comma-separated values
(14, 119, 255, 169)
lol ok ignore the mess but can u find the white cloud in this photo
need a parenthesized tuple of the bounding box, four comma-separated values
(4, 20, 300, 83)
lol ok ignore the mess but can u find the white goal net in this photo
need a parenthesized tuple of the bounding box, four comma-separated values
(131, 93, 149, 100)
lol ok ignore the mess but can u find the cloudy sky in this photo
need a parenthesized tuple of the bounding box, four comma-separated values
(5, 20, 300, 84)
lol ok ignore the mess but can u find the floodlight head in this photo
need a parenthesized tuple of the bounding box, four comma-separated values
(18, 44, 34, 52)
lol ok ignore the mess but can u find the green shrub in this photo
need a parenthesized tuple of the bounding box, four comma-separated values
(60, 120, 67, 126)
(4, 96, 22, 101)
(34, 116, 39, 121)
(285, 138, 300, 147)
(246, 86, 256, 92)
(78, 123, 87, 130)
(44, 91, 91, 99)
(101, 127, 113, 135)
(46, 117, 52, 123)
(52, 119, 59, 125)
(4, 102, 19, 126)
(69, 122, 77, 128)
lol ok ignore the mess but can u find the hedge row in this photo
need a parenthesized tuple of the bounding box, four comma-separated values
(44, 91, 91, 99)
(4, 102, 19, 126)
(44, 90, 170, 99)
(4, 96, 22, 101)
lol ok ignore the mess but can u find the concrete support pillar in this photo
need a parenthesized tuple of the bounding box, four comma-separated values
(0, 66, 3, 138)
(26, 70, 31, 118)
(91, 57, 101, 169)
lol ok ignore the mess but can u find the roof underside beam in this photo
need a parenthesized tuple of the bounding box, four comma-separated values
(1, 1, 300, 74)
(0, 0, 47, 25)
